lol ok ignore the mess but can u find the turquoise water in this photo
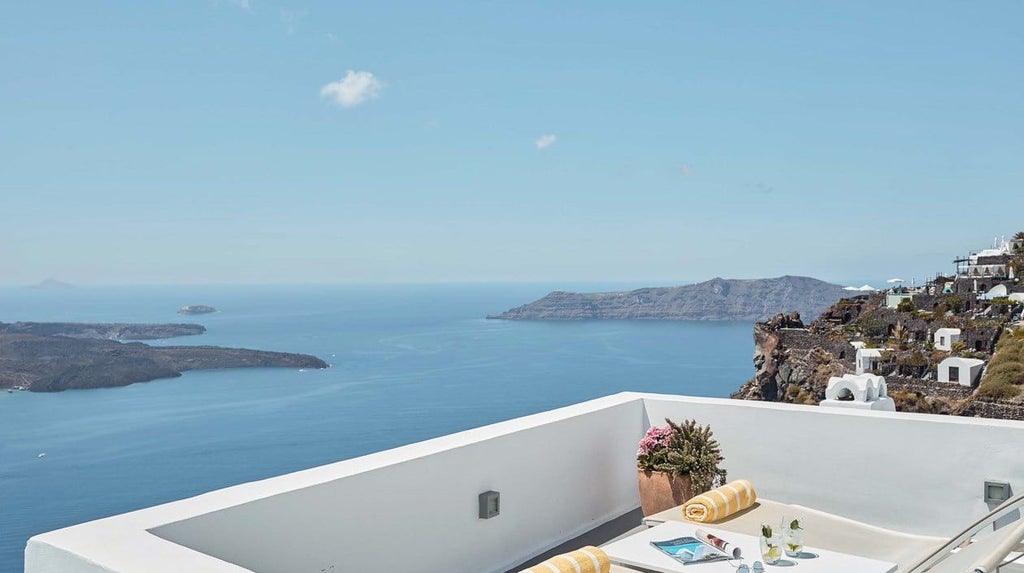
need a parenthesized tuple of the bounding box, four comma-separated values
(0, 284, 754, 572)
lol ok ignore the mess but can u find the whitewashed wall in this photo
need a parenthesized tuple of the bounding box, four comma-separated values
(27, 393, 1024, 573)
(152, 395, 643, 573)
(29, 394, 645, 573)
(642, 394, 1024, 536)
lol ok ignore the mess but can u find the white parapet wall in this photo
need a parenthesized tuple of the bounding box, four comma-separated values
(642, 394, 1024, 535)
(27, 394, 646, 573)
(26, 392, 1024, 573)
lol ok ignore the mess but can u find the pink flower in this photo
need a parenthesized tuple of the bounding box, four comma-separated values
(637, 424, 673, 456)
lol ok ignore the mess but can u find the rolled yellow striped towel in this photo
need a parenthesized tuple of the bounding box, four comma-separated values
(520, 546, 610, 573)
(682, 479, 757, 523)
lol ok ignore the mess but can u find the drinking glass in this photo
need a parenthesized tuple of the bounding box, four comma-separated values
(759, 526, 782, 565)
(784, 525, 804, 557)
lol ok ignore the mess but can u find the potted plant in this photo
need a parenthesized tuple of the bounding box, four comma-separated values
(636, 418, 725, 516)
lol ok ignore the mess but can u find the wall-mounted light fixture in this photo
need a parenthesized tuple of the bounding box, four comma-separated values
(479, 491, 500, 519)
(984, 481, 1011, 504)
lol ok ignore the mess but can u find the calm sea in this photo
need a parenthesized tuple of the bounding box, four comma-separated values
(0, 284, 754, 572)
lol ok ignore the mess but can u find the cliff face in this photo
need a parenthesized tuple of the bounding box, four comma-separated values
(731, 290, 1021, 417)
(731, 312, 849, 404)
(489, 276, 848, 321)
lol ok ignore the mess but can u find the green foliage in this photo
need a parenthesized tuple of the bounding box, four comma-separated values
(762, 524, 773, 538)
(950, 341, 967, 354)
(896, 298, 916, 313)
(789, 519, 801, 530)
(637, 419, 725, 494)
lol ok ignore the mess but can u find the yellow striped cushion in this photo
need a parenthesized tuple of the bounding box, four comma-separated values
(521, 545, 610, 573)
(682, 479, 757, 523)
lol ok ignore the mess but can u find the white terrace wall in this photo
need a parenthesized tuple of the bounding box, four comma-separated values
(27, 393, 1024, 573)
(642, 394, 1024, 537)
(148, 395, 644, 573)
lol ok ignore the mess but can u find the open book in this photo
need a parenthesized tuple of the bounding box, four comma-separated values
(650, 536, 730, 566)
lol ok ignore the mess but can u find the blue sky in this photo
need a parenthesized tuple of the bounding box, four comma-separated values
(2, 1, 1022, 285)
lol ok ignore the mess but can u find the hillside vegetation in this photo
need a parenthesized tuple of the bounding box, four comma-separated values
(977, 330, 1024, 400)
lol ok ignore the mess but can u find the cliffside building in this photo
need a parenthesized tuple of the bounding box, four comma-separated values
(855, 348, 882, 375)
(885, 293, 913, 309)
(937, 357, 985, 386)
(954, 238, 1016, 291)
(979, 284, 1009, 301)
(934, 328, 962, 351)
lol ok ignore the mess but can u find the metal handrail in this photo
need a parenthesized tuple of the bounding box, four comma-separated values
(903, 493, 1024, 573)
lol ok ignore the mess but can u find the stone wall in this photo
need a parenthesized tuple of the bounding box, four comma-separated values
(777, 328, 856, 367)
(885, 375, 975, 401)
(962, 326, 1002, 353)
(969, 400, 1024, 421)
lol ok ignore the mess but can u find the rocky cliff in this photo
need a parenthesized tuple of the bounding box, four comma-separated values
(489, 276, 848, 321)
(731, 312, 850, 404)
(731, 290, 1023, 417)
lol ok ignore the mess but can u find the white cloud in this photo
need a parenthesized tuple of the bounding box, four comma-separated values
(535, 134, 557, 149)
(320, 71, 384, 108)
(215, 0, 251, 10)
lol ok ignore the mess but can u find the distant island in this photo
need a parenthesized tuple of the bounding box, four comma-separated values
(0, 321, 327, 392)
(0, 321, 205, 340)
(488, 276, 848, 322)
(178, 305, 217, 315)
(30, 279, 74, 289)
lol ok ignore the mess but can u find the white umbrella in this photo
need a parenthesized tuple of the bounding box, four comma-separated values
(858, 284, 876, 291)
(843, 286, 860, 291)
(886, 278, 904, 284)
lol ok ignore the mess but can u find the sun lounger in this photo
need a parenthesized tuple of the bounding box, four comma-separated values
(634, 493, 1024, 572)
(643, 498, 942, 570)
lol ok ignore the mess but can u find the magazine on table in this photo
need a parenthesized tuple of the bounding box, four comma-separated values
(650, 536, 729, 566)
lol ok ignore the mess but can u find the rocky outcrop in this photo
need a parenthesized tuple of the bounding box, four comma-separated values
(489, 276, 848, 322)
(731, 312, 847, 403)
(0, 321, 206, 340)
(0, 333, 328, 392)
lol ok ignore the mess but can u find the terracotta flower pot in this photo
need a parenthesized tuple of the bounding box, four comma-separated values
(637, 469, 693, 516)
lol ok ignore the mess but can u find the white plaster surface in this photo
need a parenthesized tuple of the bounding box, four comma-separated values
(885, 294, 913, 309)
(26, 393, 1024, 573)
(934, 328, 962, 351)
(856, 348, 882, 374)
(937, 357, 985, 386)
(824, 374, 888, 402)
